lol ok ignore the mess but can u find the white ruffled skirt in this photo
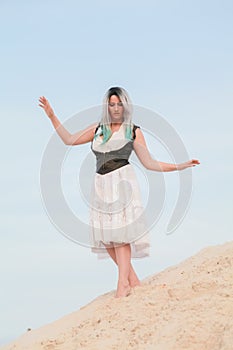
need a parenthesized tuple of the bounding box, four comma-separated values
(89, 163, 150, 259)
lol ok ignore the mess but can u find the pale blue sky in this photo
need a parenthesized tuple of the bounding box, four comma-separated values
(0, 0, 233, 346)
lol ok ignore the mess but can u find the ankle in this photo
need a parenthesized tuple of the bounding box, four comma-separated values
(118, 278, 130, 287)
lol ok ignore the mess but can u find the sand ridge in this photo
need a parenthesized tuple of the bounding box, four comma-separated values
(1, 240, 233, 350)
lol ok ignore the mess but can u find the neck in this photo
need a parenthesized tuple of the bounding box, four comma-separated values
(110, 120, 123, 126)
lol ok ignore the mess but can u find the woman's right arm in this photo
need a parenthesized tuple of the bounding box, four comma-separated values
(38, 96, 98, 145)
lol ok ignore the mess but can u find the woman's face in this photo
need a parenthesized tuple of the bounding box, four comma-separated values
(108, 94, 124, 123)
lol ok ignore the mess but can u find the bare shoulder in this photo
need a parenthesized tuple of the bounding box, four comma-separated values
(89, 121, 100, 134)
(80, 121, 100, 138)
(72, 121, 100, 145)
(134, 126, 147, 146)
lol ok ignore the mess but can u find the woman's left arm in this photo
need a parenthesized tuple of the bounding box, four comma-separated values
(133, 128, 200, 172)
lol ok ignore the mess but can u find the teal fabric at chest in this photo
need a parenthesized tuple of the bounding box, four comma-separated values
(91, 123, 140, 175)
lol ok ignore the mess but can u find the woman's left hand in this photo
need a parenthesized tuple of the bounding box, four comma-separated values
(177, 159, 200, 170)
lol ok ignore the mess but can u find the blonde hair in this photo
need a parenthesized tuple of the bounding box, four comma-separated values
(95, 87, 134, 144)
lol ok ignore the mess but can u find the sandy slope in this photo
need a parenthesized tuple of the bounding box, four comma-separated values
(1, 241, 233, 350)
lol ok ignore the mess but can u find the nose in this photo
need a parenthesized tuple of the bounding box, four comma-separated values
(114, 104, 119, 111)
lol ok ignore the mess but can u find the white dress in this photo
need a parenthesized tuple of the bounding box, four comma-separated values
(89, 122, 150, 259)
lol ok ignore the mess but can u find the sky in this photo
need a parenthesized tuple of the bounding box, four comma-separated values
(0, 0, 233, 346)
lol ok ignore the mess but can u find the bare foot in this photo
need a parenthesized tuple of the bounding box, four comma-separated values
(129, 278, 141, 288)
(115, 282, 131, 298)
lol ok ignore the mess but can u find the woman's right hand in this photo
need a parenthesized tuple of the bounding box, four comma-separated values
(38, 96, 55, 119)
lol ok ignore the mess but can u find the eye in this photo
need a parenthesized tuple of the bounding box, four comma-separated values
(118, 102, 123, 107)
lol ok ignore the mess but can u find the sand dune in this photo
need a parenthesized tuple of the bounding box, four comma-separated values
(1, 241, 233, 350)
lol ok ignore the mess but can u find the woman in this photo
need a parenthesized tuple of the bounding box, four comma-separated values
(38, 87, 199, 298)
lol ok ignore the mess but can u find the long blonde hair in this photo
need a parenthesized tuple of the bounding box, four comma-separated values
(94, 87, 134, 144)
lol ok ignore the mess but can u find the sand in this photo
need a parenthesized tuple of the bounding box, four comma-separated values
(1, 240, 233, 350)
